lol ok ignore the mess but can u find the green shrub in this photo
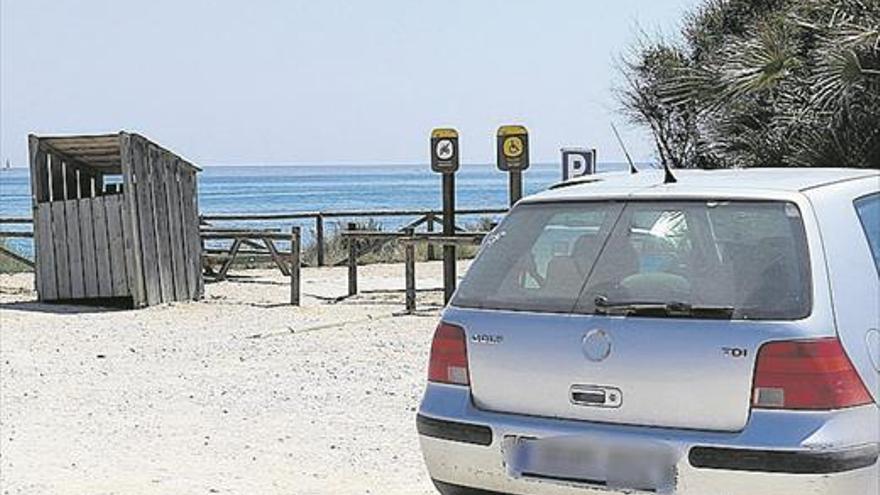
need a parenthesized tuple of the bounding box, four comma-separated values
(0, 238, 33, 274)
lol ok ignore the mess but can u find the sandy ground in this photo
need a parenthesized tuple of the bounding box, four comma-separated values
(0, 261, 470, 495)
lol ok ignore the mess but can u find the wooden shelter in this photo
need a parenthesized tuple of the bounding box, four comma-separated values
(28, 132, 203, 307)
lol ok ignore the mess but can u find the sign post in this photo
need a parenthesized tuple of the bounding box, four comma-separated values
(561, 147, 596, 180)
(496, 125, 529, 206)
(431, 128, 459, 304)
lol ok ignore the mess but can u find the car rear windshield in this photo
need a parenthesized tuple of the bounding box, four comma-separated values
(453, 200, 812, 320)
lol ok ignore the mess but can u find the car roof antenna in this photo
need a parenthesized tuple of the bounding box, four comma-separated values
(662, 159, 678, 184)
(611, 122, 638, 174)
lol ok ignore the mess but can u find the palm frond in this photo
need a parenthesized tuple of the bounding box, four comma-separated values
(616, 0, 880, 169)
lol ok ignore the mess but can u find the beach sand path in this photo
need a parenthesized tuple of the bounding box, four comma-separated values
(1, 261, 470, 495)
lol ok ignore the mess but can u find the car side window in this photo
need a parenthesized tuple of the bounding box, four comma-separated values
(854, 193, 880, 275)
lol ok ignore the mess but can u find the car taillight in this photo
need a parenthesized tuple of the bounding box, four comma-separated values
(752, 338, 873, 410)
(428, 322, 469, 386)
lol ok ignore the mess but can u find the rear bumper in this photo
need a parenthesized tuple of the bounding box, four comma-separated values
(687, 444, 878, 474)
(418, 382, 880, 495)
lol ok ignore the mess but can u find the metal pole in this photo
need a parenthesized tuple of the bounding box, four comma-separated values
(404, 228, 416, 313)
(442, 173, 456, 304)
(290, 226, 301, 306)
(347, 222, 358, 296)
(426, 213, 435, 261)
(509, 170, 522, 207)
(315, 214, 325, 267)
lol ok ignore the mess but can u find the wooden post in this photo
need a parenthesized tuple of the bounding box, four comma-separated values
(290, 226, 301, 306)
(509, 170, 522, 206)
(404, 228, 416, 313)
(28, 135, 44, 298)
(315, 214, 325, 267)
(426, 213, 435, 261)
(442, 173, 456, 304)
(347, 222, 357, 296)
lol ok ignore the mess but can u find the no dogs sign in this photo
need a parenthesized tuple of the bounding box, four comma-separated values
(430, 128, 460, 173)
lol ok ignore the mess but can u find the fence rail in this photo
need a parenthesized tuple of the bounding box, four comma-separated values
(0, 231, 34, 238)
(200, 207, 507, 221)
(0, 206, 508, 268)
(0, 217, 33, 224)
(200, 207, 505, 267)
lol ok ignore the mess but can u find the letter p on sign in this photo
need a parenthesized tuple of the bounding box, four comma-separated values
(562, 148, 596, 180)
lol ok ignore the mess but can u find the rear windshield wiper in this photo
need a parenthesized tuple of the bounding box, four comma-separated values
(594, 296, 734, 319)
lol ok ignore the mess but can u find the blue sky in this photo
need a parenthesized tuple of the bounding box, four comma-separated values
(1, 0, 697, 167)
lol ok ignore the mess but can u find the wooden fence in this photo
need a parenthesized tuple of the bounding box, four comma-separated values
(1, 207, 504, 312)
(201, 207, 507, 267)
(339, 228, 488, 313)
(0, 206, 506, 270)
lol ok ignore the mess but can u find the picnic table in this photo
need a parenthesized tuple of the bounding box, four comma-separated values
(201, 228, 293, 280)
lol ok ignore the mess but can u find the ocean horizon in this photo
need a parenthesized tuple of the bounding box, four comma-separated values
(0, 162, 633, 256)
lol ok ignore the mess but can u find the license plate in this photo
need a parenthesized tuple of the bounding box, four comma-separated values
(502, 435, 677, 493)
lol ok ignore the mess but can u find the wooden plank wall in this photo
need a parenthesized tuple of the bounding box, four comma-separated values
(30, 144, 105, 301)
(77, 197, 98, 297)
(92, 196, 113, 297)
(29, 134, 201, 306)
(28, 136, 48, 297)
(34, 195, 131, 300)
(180, 159, 203, 299)
(123, 134, 202, 306)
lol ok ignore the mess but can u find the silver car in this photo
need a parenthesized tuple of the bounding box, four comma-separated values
(417, 168, 880, 495)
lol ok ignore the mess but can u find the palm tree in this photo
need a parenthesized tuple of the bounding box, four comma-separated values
(619, 0, 880, 168)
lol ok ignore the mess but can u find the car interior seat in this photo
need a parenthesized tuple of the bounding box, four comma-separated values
(741, 236, 804, 315)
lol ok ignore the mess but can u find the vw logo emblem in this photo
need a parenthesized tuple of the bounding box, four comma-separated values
(582, 329, 612, 362)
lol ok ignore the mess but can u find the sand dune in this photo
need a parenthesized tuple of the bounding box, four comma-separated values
(0, 261, 470, 494)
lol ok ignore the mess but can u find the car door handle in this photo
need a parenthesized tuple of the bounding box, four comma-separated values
(570, 385, 623, 408)
(572, 390, 606, 405)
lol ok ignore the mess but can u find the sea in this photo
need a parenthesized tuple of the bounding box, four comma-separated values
(0, 162, 630, 256)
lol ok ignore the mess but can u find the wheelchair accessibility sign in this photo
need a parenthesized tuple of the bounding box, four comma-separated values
(503, 136, 524, 159)
(497, 125, 529, 171)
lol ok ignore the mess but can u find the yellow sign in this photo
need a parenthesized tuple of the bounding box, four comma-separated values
(497, 125, 527, 137)
(503, 136, 524, 158)
(431, 128, 458, 139)
(496, 124, 529, 171)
